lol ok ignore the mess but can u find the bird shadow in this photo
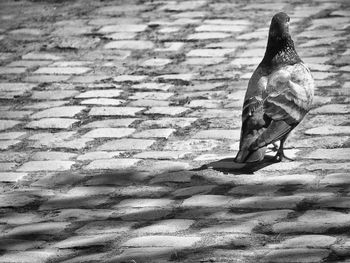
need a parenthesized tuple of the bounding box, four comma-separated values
(192, 156, 279, 174)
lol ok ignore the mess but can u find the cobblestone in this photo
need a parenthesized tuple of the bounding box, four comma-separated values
(30, 106, 85, 119)
(182, 195, 233, 208)
(0, 120, 21, 131)
(306, 148, 350, 160)
(31, 90, 78, 100)
(121, 235, 201, 248)
(263, 248, 330, 263)
(0, 249, 71, 263)
(0, 0, 349, 262)
(26, 118, 79, 129)
(105, 40, 154, 50)
(332, 239, 350, 256)
(0, 172, 28, 182)
(82, 118, 136, 128)
(83, 128, 135, 138)
(310, 104, 350, 114)
(304, 125, 350, 135)
(0, 193, 37, 208)
(33, 67, 91, 75)
(132, 128, 175, 139)
(84, 158, 140, 170)
(187, 48, 236, 57)
(272, 210, 350, 234)
(17, 161, 74, 171)
(144, 106, 189, 116)
(137, 219, 194, 234)
(89, 106, 143, 116)
(53, 233, 119, 248)
(272, 235, 337, 249)
(75, 89, 122, 98)
(134, 151, 191, 160)
(31, 151, 77, 161)
(97, 138, 155, 151)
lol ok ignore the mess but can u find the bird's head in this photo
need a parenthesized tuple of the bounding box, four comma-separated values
(269, 12, 290, 40)
(262, 12, 301, 67)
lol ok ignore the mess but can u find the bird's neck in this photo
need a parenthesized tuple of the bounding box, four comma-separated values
(261, 35, 301, 69)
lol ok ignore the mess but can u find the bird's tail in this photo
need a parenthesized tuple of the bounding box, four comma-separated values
(235, 146, 267, 163)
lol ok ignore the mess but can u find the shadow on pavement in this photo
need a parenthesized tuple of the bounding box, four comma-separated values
(193, 156, 279, 174)
(0, 158, 338, 263)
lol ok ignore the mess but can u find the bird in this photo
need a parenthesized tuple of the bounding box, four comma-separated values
(235, 12, 314, 163)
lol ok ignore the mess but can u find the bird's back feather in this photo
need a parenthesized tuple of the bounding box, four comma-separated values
(236, 63, 314, 163)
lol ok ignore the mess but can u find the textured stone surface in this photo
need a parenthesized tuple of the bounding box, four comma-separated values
(310, 104, 350, 114)
(273, 210, 350, 233)
(97, 139, 155, 150)
(31, 151, 77, 161)
(77, 151, 124, 160)
(263, 248, 330, 263)
(34, 67, 91, 75)
(0, 1, 349, 263)
(165, 139, 220, 151)
(274, 235, 337, 248)
(136, 219, 195, 234)
(0, 120, 21, 131)
(31, 90, 78, 100)
(332, 239, 350, 256)
(139, 118, 197, 128)
(89, 106, 143, 116)
(132, 128, 175, 139)
(0, 172, 28, 182)
(0, 140, 21, 150)
(105, 40, 154, 49)
(17, 161, 74, 171)
(84, 159, 140, 170)
(134, 151, 191, 160)
(31, 106, 85, 119)
(144, 107, 189, 116)
(182, 195, 233, 208)
(80, 98, 124, 105)
(83, 128, 135, 138)
(26, 118, 79, 129)
(193, 129, 240, 140)
(75, 89, 122, 98)
(82, 118, 136, 128)
(306, 148, 350, 160)
(121, 235, 201, 248)
(53, 233, 118, 248)
(304, 125, 350, 135)
(0, 249, 70, 263)
(187, 48, 235, 57)
(0, 193, 37, 207)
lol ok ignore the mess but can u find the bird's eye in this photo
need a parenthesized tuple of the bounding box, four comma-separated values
(287, 17, 290, 22)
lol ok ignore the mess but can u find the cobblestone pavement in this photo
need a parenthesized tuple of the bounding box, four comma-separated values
(0, 0, 349, 262)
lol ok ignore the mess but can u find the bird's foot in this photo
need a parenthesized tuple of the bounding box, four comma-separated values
(273, 151, 294, 162)
(271, 142, 279, 152)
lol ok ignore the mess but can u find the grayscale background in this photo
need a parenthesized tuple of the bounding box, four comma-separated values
(0, 0, 349, 262)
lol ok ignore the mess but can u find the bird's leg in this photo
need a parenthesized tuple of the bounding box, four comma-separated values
(274, 135, 294, 162)
(271, 142, 279, 152)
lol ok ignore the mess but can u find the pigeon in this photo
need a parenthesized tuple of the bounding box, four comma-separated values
(235, 12, 314, 163)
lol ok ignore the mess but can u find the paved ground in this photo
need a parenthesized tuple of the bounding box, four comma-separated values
(0, 0, 349, 262)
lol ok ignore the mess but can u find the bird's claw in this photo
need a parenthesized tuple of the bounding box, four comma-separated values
(273, 151, 294, 162)
(271, 142, 279, 152)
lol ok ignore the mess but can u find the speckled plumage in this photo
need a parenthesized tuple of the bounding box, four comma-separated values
(235, 12, 314, 163)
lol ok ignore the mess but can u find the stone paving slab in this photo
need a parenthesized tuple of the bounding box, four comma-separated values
(0, 0, 349, 262)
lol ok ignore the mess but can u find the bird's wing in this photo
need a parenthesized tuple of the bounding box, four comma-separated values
(263, 63, 314, 124)
(236, 68, 270, 163)
(241, 67, 268, 123)
(247, 63, 314, 150)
